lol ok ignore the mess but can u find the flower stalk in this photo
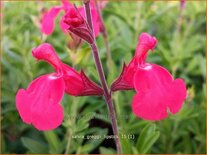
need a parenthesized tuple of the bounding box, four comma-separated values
(83, 0, 121, 154)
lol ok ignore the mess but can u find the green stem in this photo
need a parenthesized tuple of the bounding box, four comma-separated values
(65, 129, 73, 154)
(64, 89, 79, 154)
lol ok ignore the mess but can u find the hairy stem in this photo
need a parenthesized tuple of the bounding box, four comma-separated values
(83, 1, 122, 154)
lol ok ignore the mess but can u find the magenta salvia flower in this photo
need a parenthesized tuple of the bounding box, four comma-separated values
(41, 0, 101, 37)
(112, 33, 187, 120)
(16, 43, 103, 131)
(16, 74, 65, 131)
(32, 43, 103, 96)
(41, 5, 62, 35)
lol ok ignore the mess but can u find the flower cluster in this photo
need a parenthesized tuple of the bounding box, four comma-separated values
(16, 1, 187, 131)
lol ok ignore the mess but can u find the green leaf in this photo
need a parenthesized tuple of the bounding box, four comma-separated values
(74, 112, 95, 133)
(21, 137, 48, 154)
(44, 131, 62, 153)
(136, 123, 160, 154)
(1, 134, 6, 153)
(104, 9, 135, 33)
(120, 135, 133, 154)
(126, 120, 148, 134)
(75, 122, 89, 133)
(81, 102, 104, 115)
(149, 4, 176, 22)
(132, 146, 139, 154)
(80, 128, 108, 153)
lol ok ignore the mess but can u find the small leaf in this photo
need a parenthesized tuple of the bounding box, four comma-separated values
(120, 135, 133, 154)
(132, 146, 139, 154)
(74, 119, 89, 133)
(74, 112, 95, 133)
(44, 131, 62, 153)
(21, 137, 48, 153)
(126, 120, 148, 134)
(136, 123, 160, 154)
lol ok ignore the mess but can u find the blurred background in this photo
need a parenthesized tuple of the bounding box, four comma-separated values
(1, 1, 206, 154)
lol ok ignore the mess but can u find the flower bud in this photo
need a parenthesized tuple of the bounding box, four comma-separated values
(63, 7, 94, 44)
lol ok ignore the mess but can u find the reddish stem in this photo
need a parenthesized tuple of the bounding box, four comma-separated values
(83, 0, 122, 154)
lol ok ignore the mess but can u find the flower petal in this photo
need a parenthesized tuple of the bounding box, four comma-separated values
(16, 74, 65, 131)
(16, 89, 32, 124)
(133, 63, 173, 92)
(167, 78, 186, 114)
(135, 33, 157, 64)
(136, 33, 157, 51)
(60, 16, 69, 33)
(41, 6, 63, 35)
(132, 64, 186, 120)
(132, 92, 168, 120)
(32, 43, 63, 72)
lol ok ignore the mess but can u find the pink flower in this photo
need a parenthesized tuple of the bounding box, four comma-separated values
(41, 6, 63, 35)
(63, 7, 94, 44)
(32, 43, 103, 96)
(41, 0, 101, 37)
(16, 43, 103, 131)
(180, 0, 186, 9)
(16, 74, 65, 131)
(111, 33, 187, 120)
